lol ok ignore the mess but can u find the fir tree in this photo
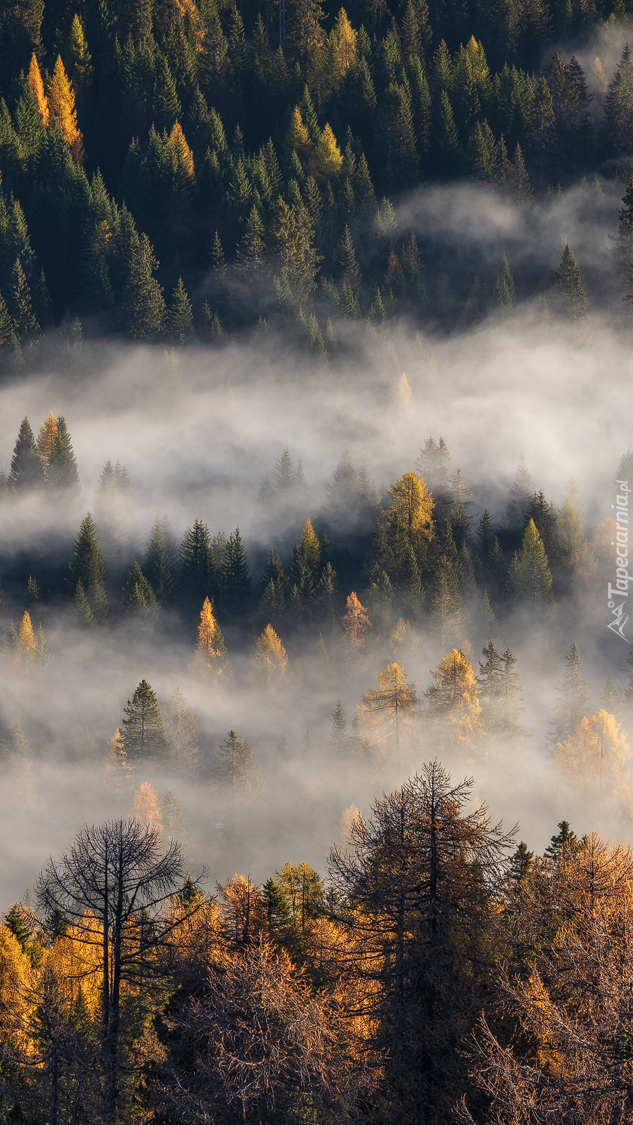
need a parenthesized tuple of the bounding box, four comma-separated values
(509, 519, 553, 603)
(122, 679, 169, 763)
(68, 513, 108, 622)
(549, 641, 590, 745)
(221, 528, 251, 617)
(178, 519, 215, 612)
(144, 519, 174, 603)
(123, 561, 157, 612)
(47, 416, 80, 492)
(555, 243, 587, 320)
(167, 278, 194, 342)
(9, 417, 44, 491)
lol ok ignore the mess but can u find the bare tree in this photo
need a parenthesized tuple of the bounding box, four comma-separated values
(329, 761, 516, 1124)
(36, 818, 202, 1123)
(156, 936, 357, 1123)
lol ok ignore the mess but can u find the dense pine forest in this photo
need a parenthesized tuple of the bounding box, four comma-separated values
(1, 0, 633, 347)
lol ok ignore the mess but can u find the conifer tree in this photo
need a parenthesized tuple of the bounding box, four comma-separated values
(213, 730, 256, 791)
(144, 519, 174, 603)
(555, 243, 587, 320)
(122, 679, 169, 763)
(47, 55, 84, 161)
(253, 624, 288, 686)
(477, 642, 526, 737)
(342, 591, 370, 652)
(123, 561, 157, 612)
(425, 648, 482, 749)
(167, 278, 194, 342)
(10, 259, 39, 338)
(27, 53, 49, 126)
(549, 640, 590, 745)
(68, 513, 108, 622)
(509, 518, 553, 603)
(359, 662, 419, 755)
(328, 700, 351, 757)
(165, 688, 199, 780)
(48, 416, 80, 492)
(65, 14, 93, 89)
(178, 519, 215, 612)
(194, 596, 227, 676)
(36, 412, 58, 468)
(221, 528, 251, 617)
(9, 417, 45, 491)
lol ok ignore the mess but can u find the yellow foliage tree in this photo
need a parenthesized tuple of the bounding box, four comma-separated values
(131, 781, 163, 835)
(398, 372, 413, 413)
(425, 648, 483, 749)
(47, 912, 102, 1012)
(194, 596, 227, 677)
(333, 8, 357, 72)
(253, 623, 288, 685)
(169, 121, 195, 181)
(27, 53, 49, 125)
(15, 610, 38, 665)
(37, 411, 58, 466)
(310, 122, 343, 181)
(556, 709, 630, 788)
(284, 106, 312, 163)
(47, 55, 84, 162)
(359, 661, 419, 755)
(385, 471, 434, 535)
(105, 727, 133, 791)
(342, 591, 371, 652)
(0, 924, 34, 1048)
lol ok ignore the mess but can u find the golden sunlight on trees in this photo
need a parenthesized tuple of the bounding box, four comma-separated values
(359, 661, 419, 755)
(342, 591, 370, 652)
(193, 596, 227, 677)
(253, 624, 288, 685)
(385, 470, 434, 534)
(47, 56, 84, 162)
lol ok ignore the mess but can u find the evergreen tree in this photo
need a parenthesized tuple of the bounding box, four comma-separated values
(328, 700, 351, 757)
(123, 561, 157, 612)
(9, 417, 44, 491)
(167, 278, 194, 342)
(68, 513, 108, 622)
(47, 416, 80, 492)
(213, 729, 256, 791)
(221, 528, 251, 617)
(144, 519, 174, 603)
(509, 519, 553, 603)
(549, 640, 590, 745)
(122, 679, 169, 763)
(178, 519, 215, 612)
(555, 243, 587, 320)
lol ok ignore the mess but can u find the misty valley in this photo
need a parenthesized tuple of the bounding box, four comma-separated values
(3, 0, 633, 1113)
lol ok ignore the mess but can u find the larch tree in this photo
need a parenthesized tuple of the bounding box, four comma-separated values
(425, 648, 483, 750)
(385, 470, 434, 535)
(193, 596, 227, 677)
(253, 624, 288, 686)
(27, 53, 49, 125)
(122, 680, 169, 764)
(36, 412, 58, 469)
(359, 661, 419, 755)
(47, 56, 84, 161)
(130, 782, 163, 834)
(555, 709, 629, 792)
(342, 591, 371, 652)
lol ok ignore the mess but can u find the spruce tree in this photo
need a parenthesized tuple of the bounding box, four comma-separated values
(122, 679, 169, 763)
(9, 417, 44, 491)
(509, 519, 553, 603)
(221, 528, 252, 617)
(328, 700, 350, 757)
(47, 416, 80, 492)
(123, 562, 157, 612)
(213, 729, 255, 790)
(68, 513, 108, 621)
(144, 519, 174, 603)
(167, 277, 194, 342)
(549, 641, 590, 745)
(555, 243, 587, 320)
(178, 519, 215, 612)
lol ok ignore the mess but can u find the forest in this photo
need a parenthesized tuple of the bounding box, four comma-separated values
(0, 0, 633, 351)
(2, 0, 633, 1120)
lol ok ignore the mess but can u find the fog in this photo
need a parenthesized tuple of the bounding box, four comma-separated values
(0, 177, 632, 909)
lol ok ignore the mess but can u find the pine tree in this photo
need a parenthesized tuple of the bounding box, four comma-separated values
(68, 513, 108, 622)
(123, 561, 157, 612)
(47, 416, 80, 492)
(549, 640, 590, 745)
(9, 417, 45, 491)
(167, 277, 194, 342)
(178, 519, 215, 612)
(213, 729, 256, 791)
(122, 679, 169, 763)
(509, 519, 553, 603)
(555, 243, 587, 320)
(221, 528, 251, 617)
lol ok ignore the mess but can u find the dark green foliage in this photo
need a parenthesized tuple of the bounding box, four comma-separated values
(122, 679, 169, 763)
(144, 519, 174, 603)
(68, 513, 108, 622)
(123, 562, 157, 612)
(221, 528, 252, 617)
(179, 518, 215, 613)
(47, 416, 80, 492)
(9, 417, 44, 491)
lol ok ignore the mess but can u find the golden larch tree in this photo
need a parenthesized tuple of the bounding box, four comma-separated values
(253, 623, 288, 686)
(556, 709, 630, 790)
(131, 781, 163, 835)
(47, 56, 84, 162)
(36, 411, 58, 466)
(27, 53, 49, 125)
(311, 122, 343, 181)
(16, 611, 37, 663)
(284, 106, 312, 163)
(359, 661, 419, 755)
(425, 648, 483, 750)
(105, 727, 133, 792)
(169, 121, 195, 181)
(385, 471, 434, 535)
(342, 591, 371, 652)
(193, 596, 226, 677)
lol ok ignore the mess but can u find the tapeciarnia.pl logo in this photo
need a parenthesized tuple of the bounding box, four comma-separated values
(608, 479, 631, 642)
